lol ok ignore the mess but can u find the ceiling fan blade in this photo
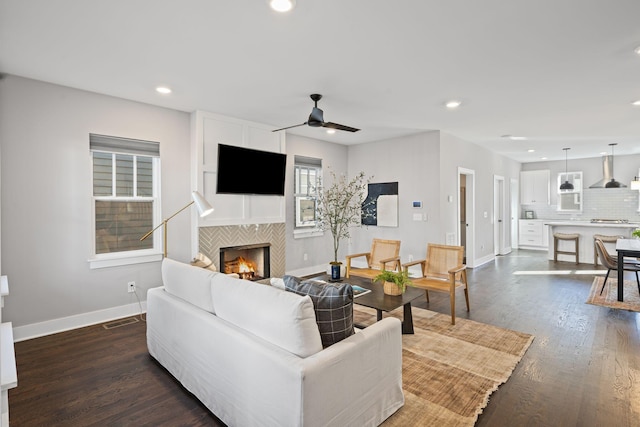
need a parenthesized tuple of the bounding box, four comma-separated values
(272, 122, 307, 132)
(322, 122, 360, 133)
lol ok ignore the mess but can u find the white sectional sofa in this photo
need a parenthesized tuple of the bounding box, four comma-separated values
(146, 258, 404, 427)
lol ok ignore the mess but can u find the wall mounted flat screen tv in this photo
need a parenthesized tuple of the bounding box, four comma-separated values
(216, 144, 287, 196)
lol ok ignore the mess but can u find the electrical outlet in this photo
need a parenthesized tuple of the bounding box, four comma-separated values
(128, 281, 136, 293)
(303, 253, 308, 261)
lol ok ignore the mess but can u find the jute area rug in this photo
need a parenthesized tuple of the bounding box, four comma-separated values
(586, 277, 640, 312)
(353, 306, 534, 427)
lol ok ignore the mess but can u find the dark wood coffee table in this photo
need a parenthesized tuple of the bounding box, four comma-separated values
(310, 274, 423, 334)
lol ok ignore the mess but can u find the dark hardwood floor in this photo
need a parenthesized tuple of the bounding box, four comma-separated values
(8, 249, 640, 426)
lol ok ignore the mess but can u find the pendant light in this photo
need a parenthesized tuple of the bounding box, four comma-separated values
(559, 148, 574, 190)
(604, 143, 622, 188)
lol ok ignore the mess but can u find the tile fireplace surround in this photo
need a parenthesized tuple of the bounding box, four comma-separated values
(199, 223, 286, 278)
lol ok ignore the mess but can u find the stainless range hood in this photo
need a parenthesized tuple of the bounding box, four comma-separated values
(588, 155, 627, 188)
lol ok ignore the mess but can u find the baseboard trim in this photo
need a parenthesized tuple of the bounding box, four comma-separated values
(471, 253, 496, 268)
(285, 264, 327, 278)
(12, 302, 147, 342)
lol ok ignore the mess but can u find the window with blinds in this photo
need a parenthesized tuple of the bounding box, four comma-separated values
(294, 156, 322, 228)
(90, 134, 160, 256)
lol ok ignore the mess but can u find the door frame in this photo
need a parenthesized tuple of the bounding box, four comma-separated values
(510, 177, 519, 250)
(457, 167, 476, 267)
(493, 175, 506, 256)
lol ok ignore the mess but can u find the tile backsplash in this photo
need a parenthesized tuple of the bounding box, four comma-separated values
(522, 188, 640, 222)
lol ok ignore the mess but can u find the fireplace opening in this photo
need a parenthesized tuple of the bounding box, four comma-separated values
(220, 243, 271, 281)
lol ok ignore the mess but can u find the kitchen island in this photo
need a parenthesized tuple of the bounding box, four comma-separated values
(544, 220, 639, 264)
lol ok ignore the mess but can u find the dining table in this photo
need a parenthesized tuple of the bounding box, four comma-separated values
(615, 239, 640, 301)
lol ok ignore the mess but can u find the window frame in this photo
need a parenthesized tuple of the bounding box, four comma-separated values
(293, 157, 323, 239)
(557, 171, 583, 213)
(88, 136, 162, 269)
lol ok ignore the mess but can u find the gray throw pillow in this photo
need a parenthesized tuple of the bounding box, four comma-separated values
(283, 275, 354, 348)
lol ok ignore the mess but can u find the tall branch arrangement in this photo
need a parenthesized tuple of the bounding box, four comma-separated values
(315, 169, 372, 263)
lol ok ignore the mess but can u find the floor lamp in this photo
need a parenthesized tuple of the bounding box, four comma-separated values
(140, 191, 214, 258)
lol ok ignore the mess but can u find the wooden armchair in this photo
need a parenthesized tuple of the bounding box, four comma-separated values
(345, 238, 401, 279)
(403, 243, 469, 325)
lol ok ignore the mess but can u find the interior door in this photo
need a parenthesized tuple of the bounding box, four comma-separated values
(494, 175, 505, 256)
(458, 168, 475, 267)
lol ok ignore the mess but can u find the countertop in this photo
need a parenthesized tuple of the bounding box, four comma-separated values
(543, 220, 640, 228)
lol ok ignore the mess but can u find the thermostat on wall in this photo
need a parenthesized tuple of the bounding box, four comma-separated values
(412, 201, 422, 208)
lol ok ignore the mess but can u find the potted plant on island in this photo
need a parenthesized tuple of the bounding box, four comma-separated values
(633, 228, 640, 239)
(315, 168, 372, 281)
(373, 269, 413, 296)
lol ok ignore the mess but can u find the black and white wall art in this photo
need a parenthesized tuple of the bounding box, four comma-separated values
(361, 182, 399, 227)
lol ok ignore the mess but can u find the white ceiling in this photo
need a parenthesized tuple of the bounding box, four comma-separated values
(2, 0, 640, 163)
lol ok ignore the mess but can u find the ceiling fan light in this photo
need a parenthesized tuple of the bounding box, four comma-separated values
(269, 0, 295, 12)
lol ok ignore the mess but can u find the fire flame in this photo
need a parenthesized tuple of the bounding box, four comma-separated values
(237, 257, 255, 273)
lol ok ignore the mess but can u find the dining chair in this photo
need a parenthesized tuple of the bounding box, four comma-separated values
(594, 239, 640, 295)
(402, 243, 469, 325)
(345, 238, 401, 279)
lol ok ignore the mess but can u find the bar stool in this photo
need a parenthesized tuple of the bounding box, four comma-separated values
(593, 234, 623, 266)
(553, 233, 580, 264)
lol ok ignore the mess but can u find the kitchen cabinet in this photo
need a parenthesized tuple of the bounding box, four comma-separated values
(520, 170, 550, 204)
(519, 219, 549, 250)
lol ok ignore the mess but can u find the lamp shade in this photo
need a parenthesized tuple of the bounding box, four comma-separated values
(559, 181, 574, 190)
(191, 191, 214, 217)
(605, 179, 622, 188)
(631, 177, 640, 190)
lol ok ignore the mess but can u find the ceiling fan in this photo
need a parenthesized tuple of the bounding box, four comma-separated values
(272, 94, 360, 133)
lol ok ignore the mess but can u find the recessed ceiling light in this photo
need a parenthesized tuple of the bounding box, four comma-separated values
(527, 149, 535, 153)
(635, 46, 640, 55)
(501, 134, 526, 140)
(541, 157, 548, 160)
(326, 129, 336, 134)
(269, 0, 296, 12)
(156, 86, 172, 94)
(445, 100, 461, 109)
(632, 100, 640, 106)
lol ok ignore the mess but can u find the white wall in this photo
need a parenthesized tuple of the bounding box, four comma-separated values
(284, 134, 348, 274)
(347, 132, 442, 265)
(0, 76, 191, 335)
(439, 132, 522, 262)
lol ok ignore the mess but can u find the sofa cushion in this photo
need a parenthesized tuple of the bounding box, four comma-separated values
(270, 277, 286, 290)
(283, 275, 354, 348)
(211, 274, 323, 358)
(162, 258, 217, 314)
